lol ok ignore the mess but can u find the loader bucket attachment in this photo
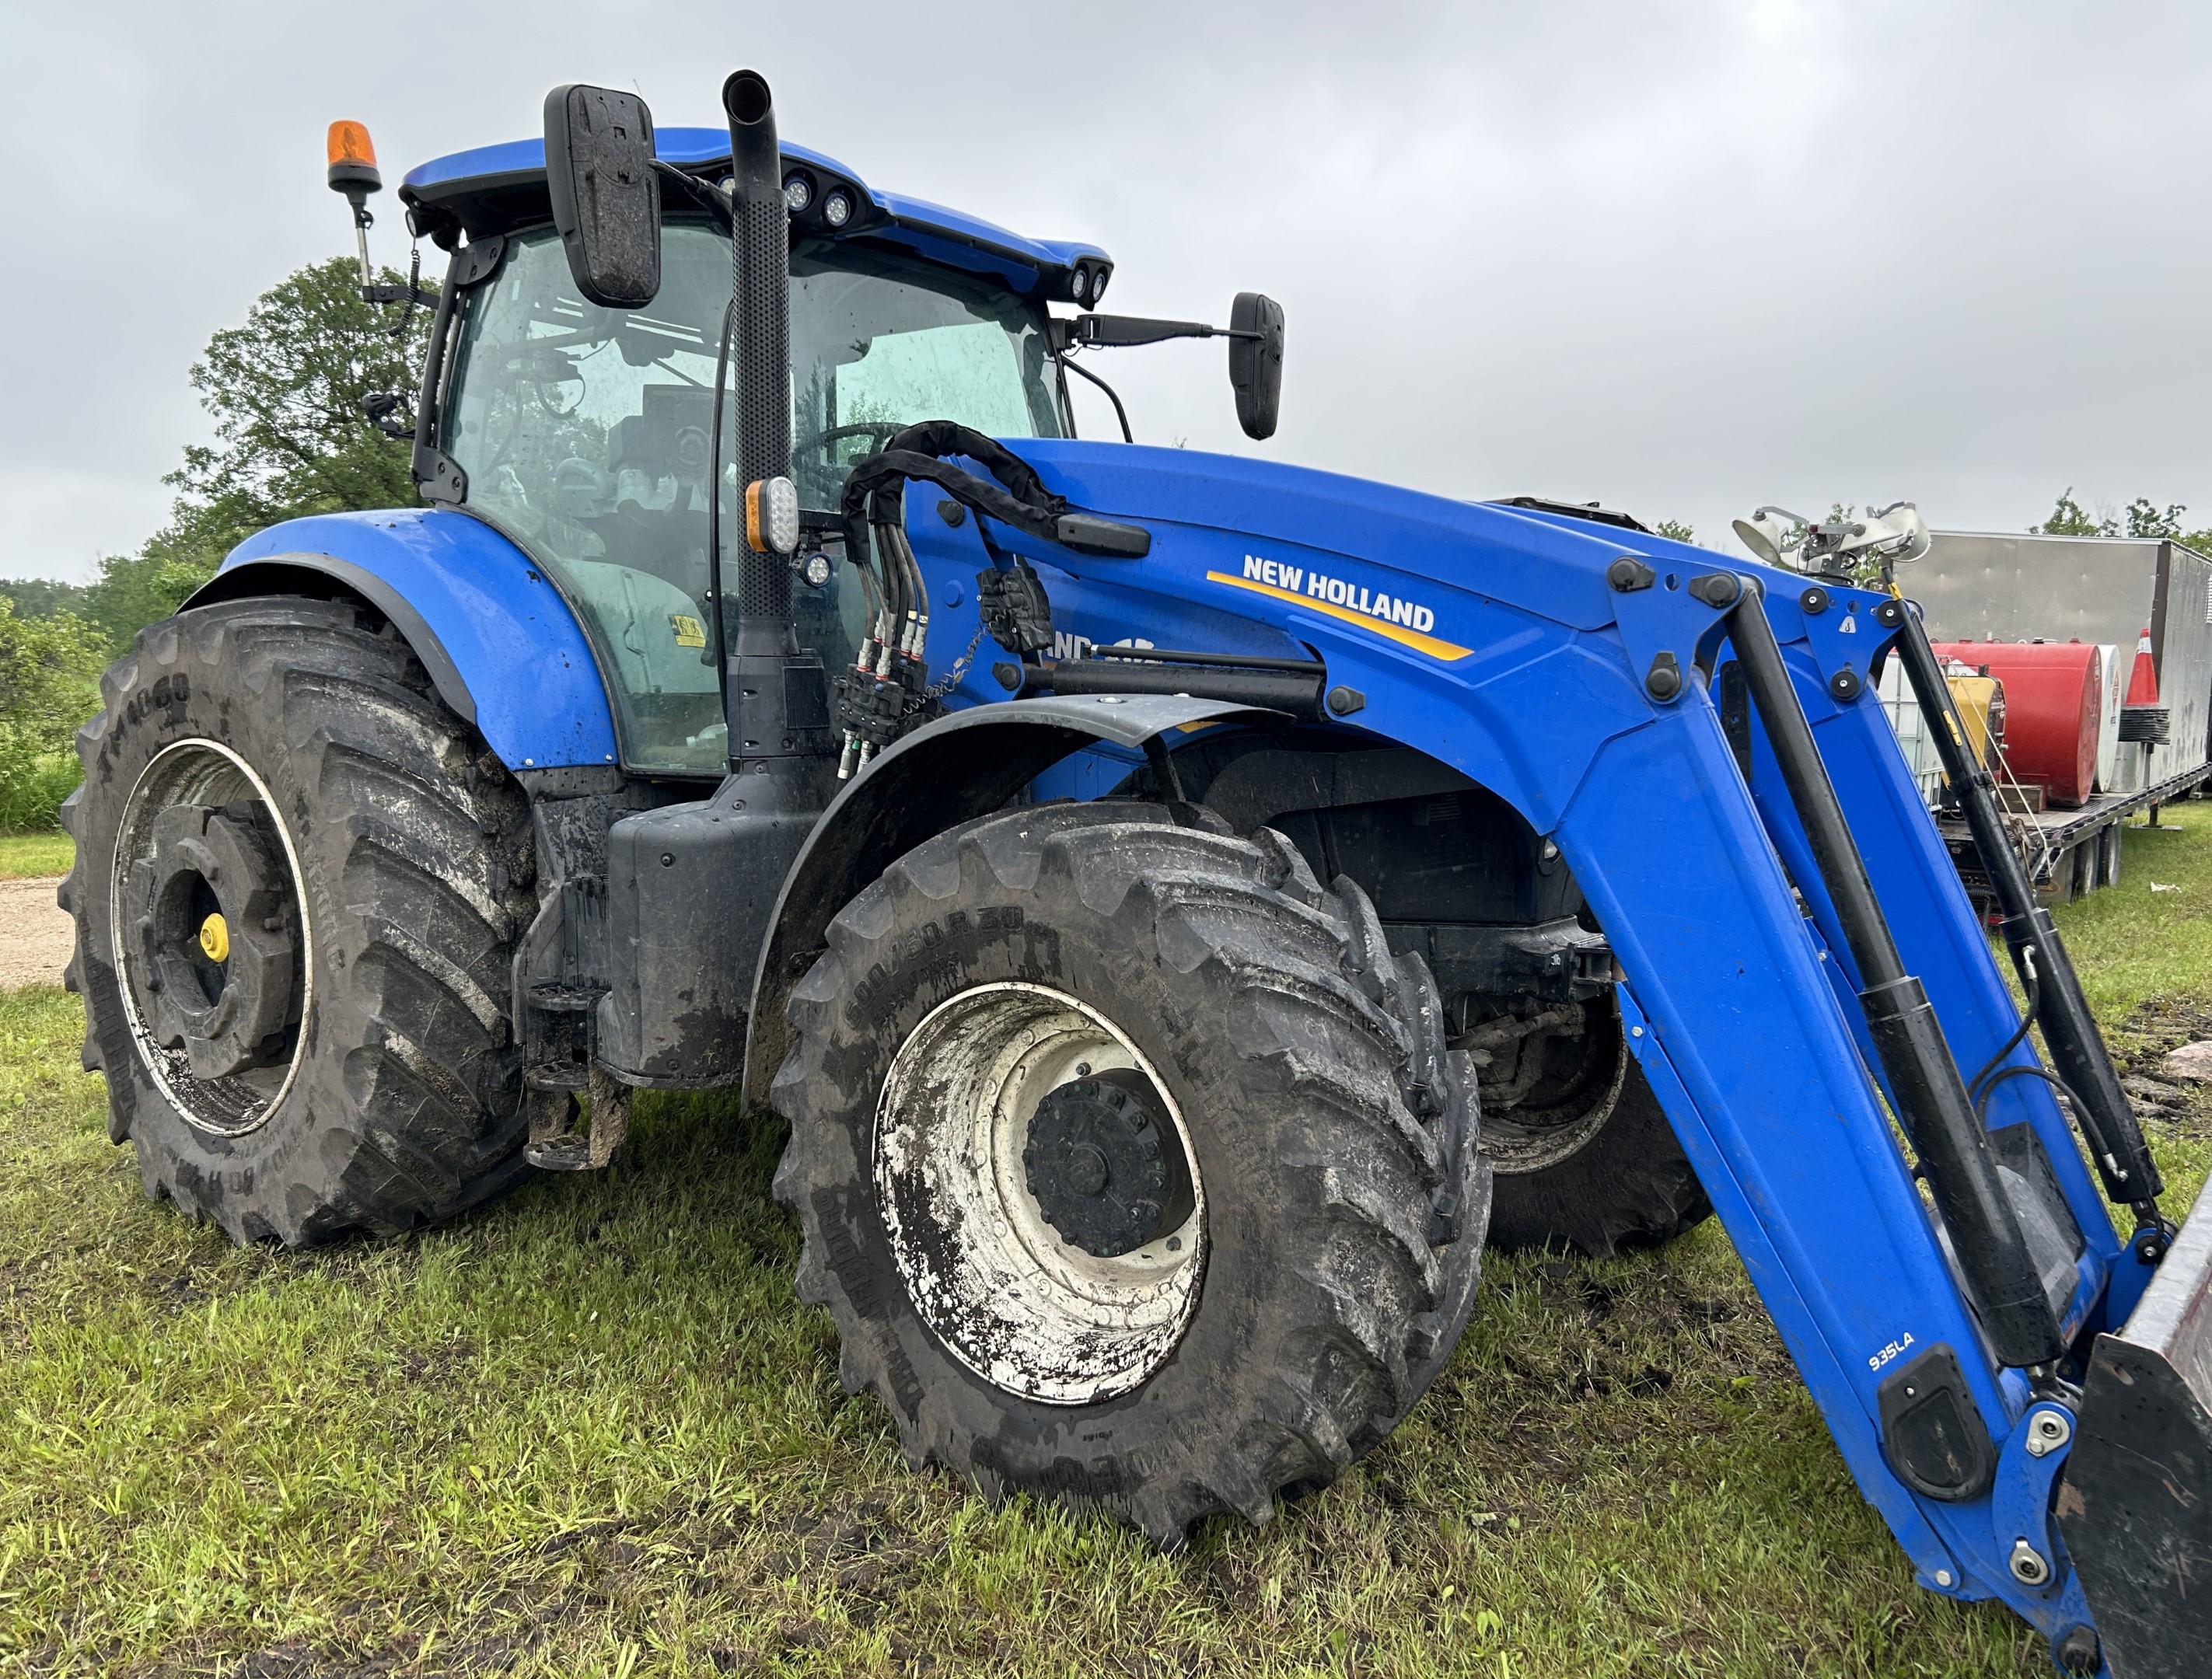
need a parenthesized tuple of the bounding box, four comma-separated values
(2059, 1177, 2212, 1679)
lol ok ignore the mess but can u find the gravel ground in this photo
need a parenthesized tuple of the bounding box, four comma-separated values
(0, 877, 72, 988)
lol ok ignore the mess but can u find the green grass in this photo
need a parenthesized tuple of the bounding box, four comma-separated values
(0, 832, 72, 880)
(2, 817, 2209, 1677)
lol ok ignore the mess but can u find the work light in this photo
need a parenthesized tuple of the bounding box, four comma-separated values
(746, 476, 801, 555)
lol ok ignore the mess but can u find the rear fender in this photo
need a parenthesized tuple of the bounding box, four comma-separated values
(185, 507, 619, 771)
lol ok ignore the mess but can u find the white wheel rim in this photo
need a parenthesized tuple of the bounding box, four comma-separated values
(109, 738, 313, 1137)
(875, 981, 1207, 1405)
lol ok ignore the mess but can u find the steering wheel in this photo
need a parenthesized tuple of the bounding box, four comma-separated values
(812, 421, 905, 465)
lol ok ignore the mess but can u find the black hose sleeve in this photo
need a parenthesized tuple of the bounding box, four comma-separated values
(879, 421, 1062, 511)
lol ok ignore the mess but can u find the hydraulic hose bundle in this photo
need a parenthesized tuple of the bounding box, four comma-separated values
(830, 422, 1135, 777)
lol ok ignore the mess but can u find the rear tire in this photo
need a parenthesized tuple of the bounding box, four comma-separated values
(772, 801, 1488, 1542)
(61, 598, 536, 1247)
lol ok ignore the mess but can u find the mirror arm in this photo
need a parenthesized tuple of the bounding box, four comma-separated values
(652, 159, 734, 228)
(1070, 312, 1263, 350)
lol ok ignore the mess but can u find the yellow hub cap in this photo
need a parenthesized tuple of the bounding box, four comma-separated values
(197, 913, 229, 964)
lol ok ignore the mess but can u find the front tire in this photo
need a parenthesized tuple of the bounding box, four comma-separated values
(1471, 995, 1711, 1257)
(61, 598, 537, 1247)
(772, 801, 1489, 1542)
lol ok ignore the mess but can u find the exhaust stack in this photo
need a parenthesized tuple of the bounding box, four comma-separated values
(714, 68, 829, 780)
(724, 69, 795, 631)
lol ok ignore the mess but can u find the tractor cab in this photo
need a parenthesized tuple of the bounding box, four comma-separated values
(395, 131, 1100, 773)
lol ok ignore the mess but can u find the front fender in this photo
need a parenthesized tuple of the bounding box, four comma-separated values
(187, 508, 619, 770)
(739, 693, 1279, 1110)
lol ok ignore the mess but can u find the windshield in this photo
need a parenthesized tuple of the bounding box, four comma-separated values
(446, 221, 1067, 774)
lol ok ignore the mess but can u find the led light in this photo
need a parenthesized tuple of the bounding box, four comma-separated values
(1089, 266, 1109, 303)
(782, 174, 812, 213)
(746, 476, 801, 555)
(823, 190, 853, 228)
(798, 551, 833, 588)
(1069, 267, 1089, 303)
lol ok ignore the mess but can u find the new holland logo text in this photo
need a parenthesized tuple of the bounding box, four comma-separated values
(1203, 554, 1473, 661)
(1239, 555, 1437, 632)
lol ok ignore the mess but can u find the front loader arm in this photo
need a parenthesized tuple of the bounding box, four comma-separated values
(886, 438, 2203, 1670)
(1548, 572, 2186, 1674)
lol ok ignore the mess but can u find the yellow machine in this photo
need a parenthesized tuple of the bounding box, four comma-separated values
(1943, 668, 2005, 775)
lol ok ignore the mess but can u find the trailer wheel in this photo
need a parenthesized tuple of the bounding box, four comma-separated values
(61, 598, 536, 1247)
(1469, 996, 1711, 1257)
(773, 801, 1488, 1543)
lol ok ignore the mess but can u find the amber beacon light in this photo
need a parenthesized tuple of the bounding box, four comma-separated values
(326, 121, 383, 284)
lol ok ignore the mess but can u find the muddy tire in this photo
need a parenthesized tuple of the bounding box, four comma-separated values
(1475, 997, 1710, 1257)
(61, 597, 537, 1247)
(772, 801, 1489, 1543)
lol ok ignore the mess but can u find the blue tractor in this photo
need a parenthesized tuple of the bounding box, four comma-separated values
(61, 71, 2212, 1676)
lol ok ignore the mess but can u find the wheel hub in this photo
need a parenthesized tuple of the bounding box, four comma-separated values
(1024, 1070, 1193, 1258)
(110, 739, 313, 1136)
(123, 801, 300, 1081)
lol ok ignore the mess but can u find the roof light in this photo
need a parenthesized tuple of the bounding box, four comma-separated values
(746, 476, 800, 556)
(823, 190, 852, 229)
(783, 174, 812, 213)
(1089, 265, 1109, 304)
(325, 120, 381, 196)
(1070, 267, 1090, 304)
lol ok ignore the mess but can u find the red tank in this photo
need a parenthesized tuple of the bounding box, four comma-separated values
(1927, 640, 2100, 808)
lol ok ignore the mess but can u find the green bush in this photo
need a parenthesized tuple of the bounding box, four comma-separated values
(0, 749, 88, 833)
(0, 602, 106, 833)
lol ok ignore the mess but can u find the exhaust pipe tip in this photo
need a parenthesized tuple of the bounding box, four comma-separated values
(723, 69, 772, 130)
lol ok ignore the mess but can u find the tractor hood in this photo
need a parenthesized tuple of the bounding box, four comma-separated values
(990, 436, 1637, 648)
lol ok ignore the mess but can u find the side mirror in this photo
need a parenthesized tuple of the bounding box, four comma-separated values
(1228, 291, 1285, 440)
(543, 84, 662, 309)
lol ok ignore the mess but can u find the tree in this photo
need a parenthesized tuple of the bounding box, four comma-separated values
(2126, 497, 2187, 539)
(2030, 488, 2117, 538)
(1653, 519, 1696, 543)
(0, 579, 90, 620)
(67, 255, 438, 649)
(2027, 487, 2212, 552)
(0, 599, 107, 827)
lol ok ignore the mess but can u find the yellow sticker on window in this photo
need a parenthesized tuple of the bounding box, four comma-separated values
(670, 613, 707, 649)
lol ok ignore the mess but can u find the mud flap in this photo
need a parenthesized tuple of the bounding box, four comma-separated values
(2058, 1173, 2212, 1679)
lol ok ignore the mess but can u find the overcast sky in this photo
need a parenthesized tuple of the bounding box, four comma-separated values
(5, 1, 2210, 581)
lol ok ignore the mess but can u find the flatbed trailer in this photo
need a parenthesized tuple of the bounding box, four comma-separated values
(1938, 762, 2212, 906)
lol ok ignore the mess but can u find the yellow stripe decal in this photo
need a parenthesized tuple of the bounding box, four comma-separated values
(1203, 571, 1473, 661)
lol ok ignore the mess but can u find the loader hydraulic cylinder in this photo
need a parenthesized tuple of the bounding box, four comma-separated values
(1728, 586, 2067, 1371)
(1879, 595, 2167, 1225)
